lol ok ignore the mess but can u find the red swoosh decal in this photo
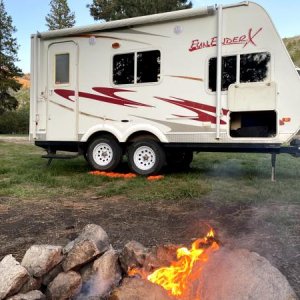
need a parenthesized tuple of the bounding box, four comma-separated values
(155, 96, 228, 125)
(55, 87, 152, 108)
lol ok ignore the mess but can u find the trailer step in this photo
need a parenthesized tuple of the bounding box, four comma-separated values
(42, 154, 79, 159)
(42, 153, 80, 166)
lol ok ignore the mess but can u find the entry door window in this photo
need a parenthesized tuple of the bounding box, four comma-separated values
(55, 53, 70, 84)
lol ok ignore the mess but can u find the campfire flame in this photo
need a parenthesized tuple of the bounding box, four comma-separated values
(129, 229, 220, 298)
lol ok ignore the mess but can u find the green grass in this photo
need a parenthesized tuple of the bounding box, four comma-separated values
(1, 141, 300, 205)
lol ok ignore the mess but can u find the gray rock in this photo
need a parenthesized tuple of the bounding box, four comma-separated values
(0, 255, 29, 300)
(62, 240, 100, 272)
(41, 263, 63, 286)
(46, 271, 82, 300)
(21, 245, 63, 277)
(78, 249, 122, 298)
(79, 261, 94, 283)
(143, 244, 178, 272)
(109, 278, 173, 300)
(197, 248, 298, 300)
(19, 276, 42, 294)
(7, 290, 46, 300)
(64, 224, 110, 255)
(119, 241, 149, 273)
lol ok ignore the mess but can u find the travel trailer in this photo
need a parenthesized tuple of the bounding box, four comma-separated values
(30, 1, 300, 175)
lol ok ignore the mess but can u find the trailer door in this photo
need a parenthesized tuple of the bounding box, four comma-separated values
(47, 41, 78, 141)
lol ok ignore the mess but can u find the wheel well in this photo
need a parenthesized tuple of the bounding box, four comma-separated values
(86, 131, 119, 147)
(126, 131, 160, 143)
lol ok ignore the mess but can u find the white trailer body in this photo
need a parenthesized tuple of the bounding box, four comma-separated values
(30, 2, 300, 175)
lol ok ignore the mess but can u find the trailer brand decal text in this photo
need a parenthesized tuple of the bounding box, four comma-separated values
(189, 28, 263, 52)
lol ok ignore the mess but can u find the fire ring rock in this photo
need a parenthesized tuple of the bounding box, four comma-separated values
(62, 239, 101, 272)
(63, 224, 110, 255)
(197, 248, 298, 300)
(6, 290, 46, 300)
(109, 278, 173, 300)
(0, 255, 30, 300)
(21, 245, 63, 278)
(119, 241, 150, 272)
(46, 271, 82, 300)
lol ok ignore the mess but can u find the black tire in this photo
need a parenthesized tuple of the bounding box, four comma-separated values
(86, 137, 122, 171)
(166, 150, 193, 170)
(127, 140, 166, 175)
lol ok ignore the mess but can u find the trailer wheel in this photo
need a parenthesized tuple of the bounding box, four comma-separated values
(166, 150, 193, 170)
(128, 140, 165, 175)
(86, 137, 122, 171)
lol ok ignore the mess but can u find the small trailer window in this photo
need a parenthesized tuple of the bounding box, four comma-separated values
(113, 50, 161, 85)
(55, 53, 69, 84)
(113, 53, 134, 85)
(208, 56, 237, 92)
(137, 50, 161, 83)
(240, 52, 270, 83)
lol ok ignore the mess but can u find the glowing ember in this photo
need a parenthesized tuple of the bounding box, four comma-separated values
(129, 229, 219, 299)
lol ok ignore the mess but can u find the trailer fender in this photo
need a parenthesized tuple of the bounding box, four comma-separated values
(123, 124, 169, 143)
(80, 124, 123, 143)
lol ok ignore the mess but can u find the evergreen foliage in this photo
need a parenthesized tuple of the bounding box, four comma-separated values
(0, 0, 22, 114)
(45, 0, 75, 30)
(88, 0, 192, 21)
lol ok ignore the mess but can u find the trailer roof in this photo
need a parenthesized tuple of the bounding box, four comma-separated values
(37, 1, 249, 40)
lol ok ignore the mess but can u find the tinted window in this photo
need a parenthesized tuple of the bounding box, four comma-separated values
(137, 50, 161, 83)
(240, 52, 270, 83)
(55, 53, 69, 84)
(113, 53, 134, 85)
(209, 56, 237, 92)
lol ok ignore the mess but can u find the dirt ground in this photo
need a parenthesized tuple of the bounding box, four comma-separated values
(0, 195, 299, 296)
(0, 136, 299, 296)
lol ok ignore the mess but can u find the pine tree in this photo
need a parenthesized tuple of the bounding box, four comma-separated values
(45, 0, 75, 30)
(88, 0, 192, 22)
(0, 0, 22, 114)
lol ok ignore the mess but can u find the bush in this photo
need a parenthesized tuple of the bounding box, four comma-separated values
(0, 107, 29, 134)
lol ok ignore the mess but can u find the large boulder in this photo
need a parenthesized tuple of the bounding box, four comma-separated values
(21, 245, 63, 277)
(109, 278, 173, 300)
(46, 271, 82, 300)
(197, 248, 298, 300)
(0, 255, 29, 299)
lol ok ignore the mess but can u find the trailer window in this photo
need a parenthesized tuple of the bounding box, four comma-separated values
(55, 53, 69, 84)
(113, 50, 160, 85)
(113, 53, 134, 85)
(209, 56, 237, 92)
(137, 50, 161, 83)
(240, 52, 270, 83)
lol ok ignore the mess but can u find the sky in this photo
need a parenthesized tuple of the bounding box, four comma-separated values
(3, 0, 300, 73)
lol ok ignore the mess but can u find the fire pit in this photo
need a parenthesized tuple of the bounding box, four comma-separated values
(0, 224, 297, 300)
